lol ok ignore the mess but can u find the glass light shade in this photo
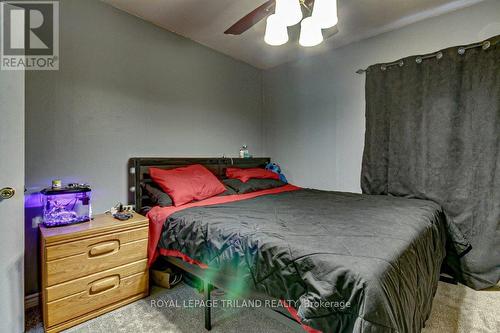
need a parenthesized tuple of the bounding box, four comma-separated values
(312, 0, 338, 29)
(299, 17, 323, 47)
(275, 0, 303, 26)
(264, 14, 289, 46)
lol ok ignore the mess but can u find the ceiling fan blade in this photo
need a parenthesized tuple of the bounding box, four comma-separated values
(224, 0, 275, 35)
(224, 0, 317, 36)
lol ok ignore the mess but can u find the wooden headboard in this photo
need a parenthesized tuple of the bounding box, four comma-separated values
(128, 157, 271, 212)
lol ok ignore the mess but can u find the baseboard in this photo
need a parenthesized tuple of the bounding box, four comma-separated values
(25, 292, 40, 309)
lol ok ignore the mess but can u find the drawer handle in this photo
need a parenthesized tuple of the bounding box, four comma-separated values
(88, 240, 119, 257)
(89, 275, 120, 295)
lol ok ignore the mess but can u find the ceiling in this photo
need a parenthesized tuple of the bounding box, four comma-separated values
(102, 0, 484, 69)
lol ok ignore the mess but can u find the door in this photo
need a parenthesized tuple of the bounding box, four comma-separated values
(0, 64, 25, 330)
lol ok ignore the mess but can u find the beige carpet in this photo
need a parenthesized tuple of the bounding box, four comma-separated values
(26, 281, 500, 333)
(422, 282, 500, 333)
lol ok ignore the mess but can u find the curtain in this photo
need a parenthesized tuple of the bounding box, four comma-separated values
(361, 35, 500, 290)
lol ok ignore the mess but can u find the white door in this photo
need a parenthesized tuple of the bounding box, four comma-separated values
(0, 67, 25, 330)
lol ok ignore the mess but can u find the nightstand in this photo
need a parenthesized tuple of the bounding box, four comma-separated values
(40, 213, 149, 333)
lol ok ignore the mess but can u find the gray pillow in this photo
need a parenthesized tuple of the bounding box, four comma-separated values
(219, 186, 238, 196)
(141, 182, 173, 207)
(142, 182, 236, 207)
(223, 178, 286, 194)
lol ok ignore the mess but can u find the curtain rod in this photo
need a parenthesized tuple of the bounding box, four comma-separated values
(356, 39, 491, 74)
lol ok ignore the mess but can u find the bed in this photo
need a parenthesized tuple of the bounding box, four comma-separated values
(129, 157, 447, 333)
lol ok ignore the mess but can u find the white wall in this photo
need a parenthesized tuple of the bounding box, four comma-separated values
(263, 0, 500, 193)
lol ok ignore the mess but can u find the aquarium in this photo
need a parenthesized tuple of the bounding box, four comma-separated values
(41, 186, 91, 227)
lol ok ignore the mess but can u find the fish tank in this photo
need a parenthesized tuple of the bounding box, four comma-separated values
(41, 185, 92, 227)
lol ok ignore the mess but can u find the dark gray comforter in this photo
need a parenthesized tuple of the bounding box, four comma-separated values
(158, 189, 447, 333)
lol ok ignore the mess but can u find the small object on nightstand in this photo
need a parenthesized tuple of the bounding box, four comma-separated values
(113, 212, 133, 221)
(106, 202, 134, 216)
(40, 212, 149, 333)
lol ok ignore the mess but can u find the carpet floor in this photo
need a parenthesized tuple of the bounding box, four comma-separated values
(26, 281, 499, 333)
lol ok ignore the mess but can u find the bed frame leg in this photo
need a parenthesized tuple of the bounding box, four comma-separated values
(204, 280, 212, 330)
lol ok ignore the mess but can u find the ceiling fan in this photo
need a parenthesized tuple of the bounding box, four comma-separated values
(224, 0, 339, 47)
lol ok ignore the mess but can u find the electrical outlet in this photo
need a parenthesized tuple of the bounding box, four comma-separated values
(32, 216, 42, 228)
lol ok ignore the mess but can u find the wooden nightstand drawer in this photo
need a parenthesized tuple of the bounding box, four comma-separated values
(46, 233, 148, 286)
(45, 259, 147, 302)
(45, 227, 148, 261)
(46, 267, 148, 327)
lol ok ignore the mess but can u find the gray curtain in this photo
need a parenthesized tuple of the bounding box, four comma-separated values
(361, 35, 500, 290)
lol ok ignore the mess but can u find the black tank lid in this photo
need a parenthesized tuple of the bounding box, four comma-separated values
(41, 185, 91, 195)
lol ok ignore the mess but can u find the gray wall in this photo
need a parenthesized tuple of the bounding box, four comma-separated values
(26, 0, 263, 210)
(25, 0, 262, 294)
(263, 0, 500, 193)
(24, 0, 500, 295)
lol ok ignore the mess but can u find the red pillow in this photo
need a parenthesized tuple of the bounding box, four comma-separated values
(149, 164, 226, 206)
(225, 167, 280, 183)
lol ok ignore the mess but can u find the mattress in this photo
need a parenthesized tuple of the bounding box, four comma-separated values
(150, 188, 447, 333)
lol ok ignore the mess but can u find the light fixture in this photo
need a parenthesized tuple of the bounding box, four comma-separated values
(299, 17, 323, 47)
(312, 0, 338, 29)
(264, 14, 289, 46)
(275, 0, 303, 27)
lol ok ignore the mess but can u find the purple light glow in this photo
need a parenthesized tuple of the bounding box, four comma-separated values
(25, 192, 43, 208)
(42, 191, 91, 227)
